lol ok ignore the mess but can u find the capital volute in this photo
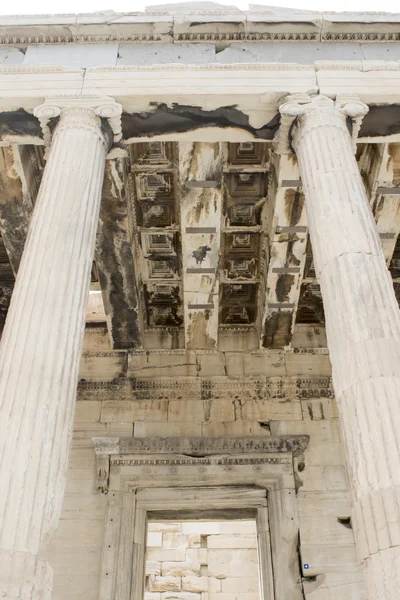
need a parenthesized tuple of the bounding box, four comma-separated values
(34, 95, 123, 156)
(275, 93, 369, 155)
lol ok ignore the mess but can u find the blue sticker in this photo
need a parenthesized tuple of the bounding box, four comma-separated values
(303, 564, 310, 570)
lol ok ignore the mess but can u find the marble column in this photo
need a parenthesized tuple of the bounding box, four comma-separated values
(279, 94, 400, 599)
(0, 97, 121, 599)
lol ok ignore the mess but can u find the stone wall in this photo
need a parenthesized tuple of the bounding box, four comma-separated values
(144, 520, 260, 600)
(42, 328, 366, 600)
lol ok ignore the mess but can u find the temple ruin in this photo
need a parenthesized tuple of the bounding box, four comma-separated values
(1, 3, 400, 599)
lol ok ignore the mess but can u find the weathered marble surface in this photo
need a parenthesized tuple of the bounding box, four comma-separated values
(0, 101, 117, 598)
(281, 94, 400, 599)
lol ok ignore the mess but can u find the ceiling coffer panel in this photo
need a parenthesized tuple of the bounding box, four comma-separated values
(129, 142, 184, 339)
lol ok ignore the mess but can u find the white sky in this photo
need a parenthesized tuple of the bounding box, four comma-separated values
(0, 0, 398, 16)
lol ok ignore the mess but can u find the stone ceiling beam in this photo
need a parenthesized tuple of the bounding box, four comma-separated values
(261, 154, 307, 349)
(0, 144, 40, 274)
(180, 142, 222, 350)
(95, 157, 142, 349)
(363, 143, 400, 266)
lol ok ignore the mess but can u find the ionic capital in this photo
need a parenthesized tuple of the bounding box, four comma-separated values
(34, 95, 123, 155)
(275, 93, 369, 155)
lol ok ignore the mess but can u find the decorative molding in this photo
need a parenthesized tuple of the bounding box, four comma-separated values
(89, 63, 314, 72)
(0, 65, 79, 74)
(0, 34, 167, 45)
(95, 454, 110, 494)
(93, 434, 310, 458)
(78, 375, 334, 400)
(322, 32, 400, 42)
(4, 31, 400, 46)
(92, 435, 309, 494)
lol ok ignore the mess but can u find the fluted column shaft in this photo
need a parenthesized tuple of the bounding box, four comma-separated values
(0, 105, 113, 598)
(281, 96, 400, 599)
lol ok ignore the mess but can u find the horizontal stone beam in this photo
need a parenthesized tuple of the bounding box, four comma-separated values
(95, 157, 142, 349)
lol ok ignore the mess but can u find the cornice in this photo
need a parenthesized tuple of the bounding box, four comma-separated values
(89, 63, 314, 72)
(1, 11, 400, 45)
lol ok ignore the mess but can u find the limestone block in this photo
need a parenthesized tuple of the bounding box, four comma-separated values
(188, 534, 201, 548)
(291, 324, 327, 349)
(74, 400, 101, 423)
(300, 544, 360, 576)
(117, 43, 215, 66)
(149, 576, 181, 592)
(294, 465, 347, 493)
(162, 533, 188, 549)
(196, 352, 226, 377)
(128, 351, 197, 378)
(146, 549, 187, 563)
(60, 493, 106, 521)
(221, 578, 260, 593)
(72, 423, 109, 447)
(240, 398, 302, 421)
(218, 522, 257, 535)
(0, 47, 24, 64)
(46, 545, 101, 577)
(208, 595, 260, 600)
(135, 422, 202, 437)
(302, 571, 365, 599)
(65, 468, 97, 495)
(285, 352, 332, 377)
(24, 43, 119, 68)
(50, 519, 104, 551)
(145, 594, 161, 600)
(206, 399, 235, 422)
(202, 421, 270, 437)
(68, 448, 96, 470)
(168, 400, 205, 422)
(208, 549, 258, 565)
(162, 561, 201, 577)
(225, 351, 286, 377)
(208, 562, 259, 579)
(298, 491, 354, 546)
(149, 523, 182, 533)
(71, 421, 133, 448)
(270, 419, 340, 443)
(182, 523, 220, 535)
(207, 535, 257, 549)
(304, 442, 345, 467)
(186, 549, 208, 565)
(79, 352, 126, 381)
(147, 532, 163, 548)
(208, 579, 221, 593)
(161, 593, 200, 600)
(301, 398, 339, 421)
(83, 327, 110, 351)
(216, 42, 364, 65)
(146, 561, 162, 576)
(108, 422, 134, 436)
(53, 575, 100, 600)
(182, 576, 208, 593)
(101, 399, 169, 422)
